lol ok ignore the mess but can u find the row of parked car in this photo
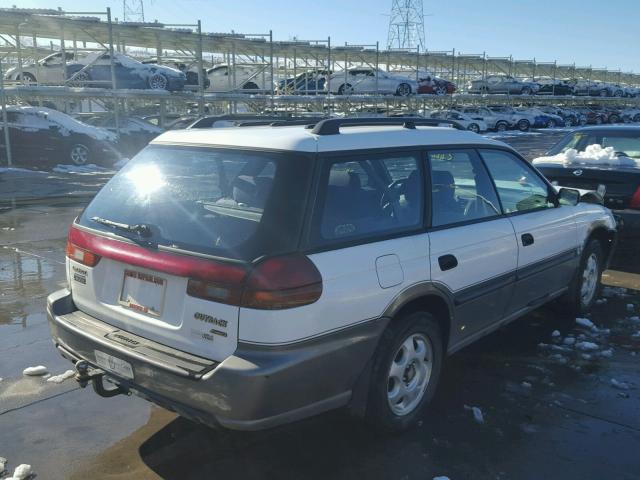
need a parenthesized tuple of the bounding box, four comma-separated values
(2, 103, 640, 167)
(4, 51, 639, 98)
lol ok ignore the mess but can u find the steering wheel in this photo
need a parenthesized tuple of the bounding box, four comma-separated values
(380, 179, 405, 219)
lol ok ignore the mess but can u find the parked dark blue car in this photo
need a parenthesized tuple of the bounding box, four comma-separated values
(276, 69, 330, 95)
(66, 52, 186, 91)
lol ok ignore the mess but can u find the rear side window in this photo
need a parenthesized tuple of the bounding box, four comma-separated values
(428, 150, 501, 227)
(480, 149, 554, 213)
(312, 153, 423, 245)
(78, 146, 313, 261)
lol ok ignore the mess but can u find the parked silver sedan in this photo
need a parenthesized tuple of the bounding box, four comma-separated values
(468, 75, 539, 95)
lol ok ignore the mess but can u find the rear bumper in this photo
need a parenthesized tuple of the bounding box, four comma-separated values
(47, 289, 386, 430)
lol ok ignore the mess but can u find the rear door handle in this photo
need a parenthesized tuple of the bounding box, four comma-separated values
(438, 254, 458, 271)
(521, 233, 534, 246)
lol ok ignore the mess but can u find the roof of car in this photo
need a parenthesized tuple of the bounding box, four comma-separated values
(571, 126, 640, 133)
(151, 123, 509, 153)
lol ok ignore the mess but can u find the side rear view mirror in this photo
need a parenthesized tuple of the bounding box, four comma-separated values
(557, 187, 580, 206)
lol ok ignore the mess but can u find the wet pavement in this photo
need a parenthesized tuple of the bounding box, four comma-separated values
(1, 129, 639, 480)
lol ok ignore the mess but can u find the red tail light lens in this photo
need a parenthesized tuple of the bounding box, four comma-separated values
(66, 240, 101, 267)
(630, 186, 640, 210)
(242, 255, 323, 310)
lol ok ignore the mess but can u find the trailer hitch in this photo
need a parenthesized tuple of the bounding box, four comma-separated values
(75, 360, 128, 398)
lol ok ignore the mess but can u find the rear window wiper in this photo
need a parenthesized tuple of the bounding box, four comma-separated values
(91, 216, 152, 238)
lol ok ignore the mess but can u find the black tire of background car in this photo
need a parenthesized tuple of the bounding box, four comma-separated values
(517, 119, 530, 132)
(521, 86, 532, 95)
(609, 114, 620, 124)
(149, 73, 168, 90)
(69, 71, 90, 87)
(337, 83, 353, 95)
(19, 72, 36, 84)
(243, 82, 259, 90)
(396, 83, 412, 96)
(435, 85, 447, 95)
(547, 119, 557, 128)
(559, 239, 603, 315)
(69, 144, 90, 166)
(496, 121, 508, 132)
(366, 311, 443, 432)
(468, 123, 480, 133)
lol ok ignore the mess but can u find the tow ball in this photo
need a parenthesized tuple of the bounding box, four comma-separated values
(74, 360, 128, 398)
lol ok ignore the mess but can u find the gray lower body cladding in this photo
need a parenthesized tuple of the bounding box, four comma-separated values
(47, 289, 388, 430)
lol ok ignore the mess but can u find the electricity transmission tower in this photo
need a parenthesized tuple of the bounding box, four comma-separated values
(123, 0, 145, 22)
(386, 0, 426, 51)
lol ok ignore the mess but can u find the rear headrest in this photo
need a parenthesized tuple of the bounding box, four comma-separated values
(431, 170, 455, 187)
(233, 175, 273, 207)
(329, 170, 361, 189)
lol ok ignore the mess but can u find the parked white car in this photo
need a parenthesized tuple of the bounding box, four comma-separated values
(326, 68, 418, 96)
(486, 105, 537, 131)
(429, 110, 488, 133)
(48, 117, 617, 433)
(206, 64, 271, 92)
(4, 51, 75, 84)
(459, 106, 514, 131)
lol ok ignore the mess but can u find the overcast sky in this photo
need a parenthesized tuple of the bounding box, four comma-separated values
(14, 0, 640, 72)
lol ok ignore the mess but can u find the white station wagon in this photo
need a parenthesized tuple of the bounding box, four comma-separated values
(48, 118, 617, 432)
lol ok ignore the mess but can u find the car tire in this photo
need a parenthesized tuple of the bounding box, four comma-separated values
(69, 71, 90, 87)
(561, 240, 604, 315)
(70, 144, 90, 166)
(337, 83, 353, 95)
(495, 121, 508, 132)
(467, 123, 480, 133)
(243, 82, 259, 90)
(546, 119, 557, 128)
(633, 114, 640, 123)
(366, 311, 443, 432)
(18, 72, 37, 84)
(521, 86, 532, 95)
(149, 73, 169, 90)
(594, 116, 603, 125)
(608, 114, 620, 124)
(517, 119, 530, 131)
(435, 85, 447, 96)
(396, 83, 412, 96)
(614, 90, 623, 97)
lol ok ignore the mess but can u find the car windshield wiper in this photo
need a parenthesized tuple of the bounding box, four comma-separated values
(91, 216, 152, 238)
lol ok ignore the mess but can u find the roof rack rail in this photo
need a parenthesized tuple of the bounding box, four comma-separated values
(236, 118, 327, 127)
(309, 117, 466, 135)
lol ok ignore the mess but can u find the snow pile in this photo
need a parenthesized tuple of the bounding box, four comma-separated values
(532, 144, 640, 168)
(46, 370, 75, 384)
(464, 405, 485, 424)
(576, 317, 596, 330)
(22, 366, 48, 376)
(433, 477, 451, 480)
(575, 341, 599, 351)
(0, 457, 6, 475)
(610, 378, 631, 391)
(3, 464, 33, 480)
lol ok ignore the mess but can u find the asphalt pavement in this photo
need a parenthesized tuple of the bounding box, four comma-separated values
(1, 129, 639, 480)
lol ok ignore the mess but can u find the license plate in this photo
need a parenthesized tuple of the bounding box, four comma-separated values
(94, 350, 134, 380)
(119, 270, 166, 317)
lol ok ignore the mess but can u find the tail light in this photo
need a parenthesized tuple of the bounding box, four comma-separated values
(66, 240, 101, 267)
(630, 186, 640, 209)
(242, 255, 323, 310)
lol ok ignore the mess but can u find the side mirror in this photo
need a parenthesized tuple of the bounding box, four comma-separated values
(557, 187, 580, 206)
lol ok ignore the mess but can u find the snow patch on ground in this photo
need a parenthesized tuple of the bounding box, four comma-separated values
(0, 167, 48, 175)
(610, 378, 631, 391)
(464, 405, 485, 424)
(5, 463, 33, 480)
(433, 477, 451, 480)
(576, 317, 596, 330)
(551, 330, 561, 338)
(532, 144, 640, 168)
(22, 365, 48, 376)
(0, 457, 6, 475)
(46, 370, 75, 384)
(576, 341, 599, 351)
(52, 163, 111, 174)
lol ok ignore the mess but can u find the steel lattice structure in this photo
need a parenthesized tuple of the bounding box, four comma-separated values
(387, 0, 426, 51)
(123, 0, 145, 22)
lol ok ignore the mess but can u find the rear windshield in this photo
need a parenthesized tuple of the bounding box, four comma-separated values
(78, 145, 313, 261)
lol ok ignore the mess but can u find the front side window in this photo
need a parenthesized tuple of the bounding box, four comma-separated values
(428, 150, 501, 227)
(480, 149, 554, 213)
(313, 153, 423, 244)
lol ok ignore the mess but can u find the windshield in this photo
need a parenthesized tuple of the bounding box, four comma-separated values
(77, 145, 313, 261)
(548, 131, 640, 158)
